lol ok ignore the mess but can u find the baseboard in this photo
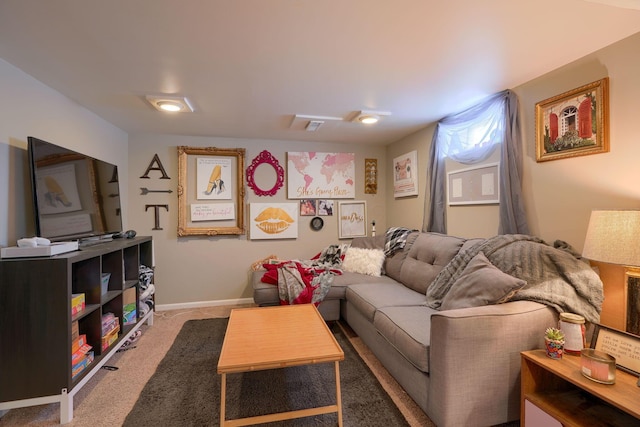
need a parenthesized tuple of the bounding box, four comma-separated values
(156, 297, 255, 311)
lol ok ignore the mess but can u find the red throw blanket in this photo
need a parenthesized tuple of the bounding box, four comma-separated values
(261, 261, 341, 306)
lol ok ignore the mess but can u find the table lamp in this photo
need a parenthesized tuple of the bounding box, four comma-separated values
(582, 210, 640, 387)
(582, 210, 640, 267)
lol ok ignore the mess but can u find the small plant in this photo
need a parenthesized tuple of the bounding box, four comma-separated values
(545, 327, 565, 341)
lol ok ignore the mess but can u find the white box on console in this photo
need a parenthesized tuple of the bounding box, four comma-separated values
(1, 241, 79, 258)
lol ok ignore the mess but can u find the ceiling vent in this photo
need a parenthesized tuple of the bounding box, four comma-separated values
(289, 114, 342, 131)
(305, 120, 324, 131)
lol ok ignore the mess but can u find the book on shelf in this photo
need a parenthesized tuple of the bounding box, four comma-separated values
(71, 343, 92, 366)
(71, 293, 85, 316)
(101, 312, 115, 328)
(101, 315, 119, 336)
(123, 287, 137, 326)
(101, 325, 120, 351)
(72, 350, 94, 380)
(71, 320, 79, 342)
(71, 334, 87, 354)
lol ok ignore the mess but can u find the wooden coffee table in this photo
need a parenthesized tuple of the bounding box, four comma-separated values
(217, 304, 345, 426)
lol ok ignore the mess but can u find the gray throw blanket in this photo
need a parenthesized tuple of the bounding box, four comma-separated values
(426, 234, 604, 323)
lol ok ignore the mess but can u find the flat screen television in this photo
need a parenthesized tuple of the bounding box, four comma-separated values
(27, 136, 123, 244)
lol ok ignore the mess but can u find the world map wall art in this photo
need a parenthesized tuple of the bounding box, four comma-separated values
(286, 152, 355, 199)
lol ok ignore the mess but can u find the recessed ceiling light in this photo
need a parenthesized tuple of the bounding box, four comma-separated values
(157, 101, 183, 112)
(146, 95, 194, 113)
(352, 110, 391, 124)
(358, 115, 380, 124)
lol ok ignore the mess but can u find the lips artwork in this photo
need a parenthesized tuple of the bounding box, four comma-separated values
(254, 207, 295, 234)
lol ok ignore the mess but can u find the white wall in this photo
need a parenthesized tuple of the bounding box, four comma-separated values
(385, 126, 433, 231)
(0, 59, 128, 247)
(517, 31, 640, 248)
(127, 134, 387, 306)
(386, 31, 640, 250)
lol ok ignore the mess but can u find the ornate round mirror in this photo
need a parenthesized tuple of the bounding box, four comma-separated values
(246, 150, 284, 197)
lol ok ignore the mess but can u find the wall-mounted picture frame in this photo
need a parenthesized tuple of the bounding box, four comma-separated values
(447, 162, 499, 206)
(249, 202, 298, 240)
(300, 199, 316, 216)
(365, 158, 377, 194)
(246, 150, 284, 197)
(287, 152, 355, 199)
(177, 146, 245, 236)
(317, 199, 334, 216)
(535, 77, 609, 162)
(338, 200, 367, 239)
(393, 150, 418, 198)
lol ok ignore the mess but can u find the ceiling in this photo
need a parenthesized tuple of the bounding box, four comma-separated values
(1, 1, 640, 146)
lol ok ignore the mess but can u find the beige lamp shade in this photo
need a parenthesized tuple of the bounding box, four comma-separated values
(582, 210, 640, 266)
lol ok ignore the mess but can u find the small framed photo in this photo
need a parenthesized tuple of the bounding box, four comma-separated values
(338, 201, 367, 239)
(299, 199, 316, 216)
(535, 78, 609, 162)
(317, 199, 334, 216)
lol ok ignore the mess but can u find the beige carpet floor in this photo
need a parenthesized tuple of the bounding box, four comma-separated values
(0, 305, 432, 427)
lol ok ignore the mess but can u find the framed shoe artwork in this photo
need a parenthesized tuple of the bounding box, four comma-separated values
(177, 146, 245, 236)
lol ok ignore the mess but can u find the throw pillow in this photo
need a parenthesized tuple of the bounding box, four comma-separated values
(440, 252, 526, 310)
(341, 247, 386, 277)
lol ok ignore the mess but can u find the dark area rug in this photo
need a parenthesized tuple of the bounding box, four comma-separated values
(123, 317, 409, 426)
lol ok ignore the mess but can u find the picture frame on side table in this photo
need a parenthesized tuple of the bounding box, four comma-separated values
(338, 200, 367, 239)
(535, 77, 609, 162)
(177, 146, 245, 236)
(590, 323, 640, 377)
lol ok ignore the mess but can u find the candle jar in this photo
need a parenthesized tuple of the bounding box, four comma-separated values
(580, 349, 616, 384)
(559, 313, 586, 355)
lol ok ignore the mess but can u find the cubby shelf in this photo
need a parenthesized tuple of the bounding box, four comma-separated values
(521, 349, 640, 426)
(0, 236, 154, 424)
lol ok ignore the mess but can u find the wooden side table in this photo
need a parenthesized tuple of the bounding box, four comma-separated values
(521, 349, 640, 426)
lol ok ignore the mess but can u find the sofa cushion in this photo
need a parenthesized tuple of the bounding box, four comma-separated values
(351, 235, 385, 250)
(331, 271, 398, 287)
(345, 282, 426, 322)
(253, 270, 395, 305)
(440, 252, 526, 310)
(342, 247, 386, 276)
(385, 232, 468, 294)
(374, 305, 436, 373)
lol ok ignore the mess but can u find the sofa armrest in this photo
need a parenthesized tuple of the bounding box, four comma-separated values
(427, 300, 558, 426)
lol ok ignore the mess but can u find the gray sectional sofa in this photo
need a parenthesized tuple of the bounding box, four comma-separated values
(252, 231, 603, 426)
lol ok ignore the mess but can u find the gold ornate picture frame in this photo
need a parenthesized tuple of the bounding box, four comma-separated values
(535, 77, 609, 162)
(177, 146, 245, 236)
